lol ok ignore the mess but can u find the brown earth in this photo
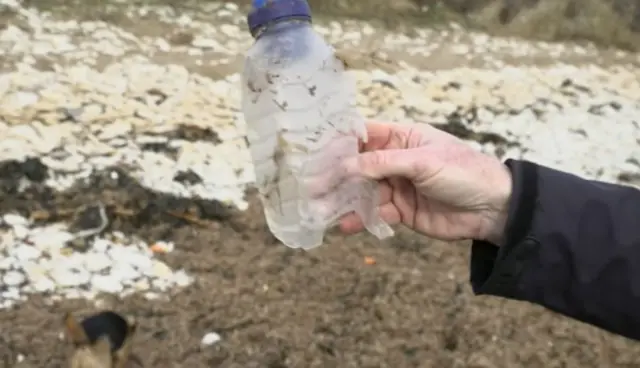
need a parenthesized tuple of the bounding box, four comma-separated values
(14, 0, 640, 51)
(2, 156, 640, 367)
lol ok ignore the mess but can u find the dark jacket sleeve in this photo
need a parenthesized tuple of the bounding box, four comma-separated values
(470, 159, 640, 341)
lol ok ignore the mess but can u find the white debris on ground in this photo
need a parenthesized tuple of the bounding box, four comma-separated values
(0, 0, 638, 307)
(201, 331, 222, 346)
(0, 212, 192, 309)
(357, 65, 640, 182)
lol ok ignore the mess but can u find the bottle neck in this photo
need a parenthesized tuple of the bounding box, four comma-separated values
(252, 18, 311, 39)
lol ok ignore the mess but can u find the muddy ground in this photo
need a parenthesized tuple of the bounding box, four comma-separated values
(3, 163, 640, 368)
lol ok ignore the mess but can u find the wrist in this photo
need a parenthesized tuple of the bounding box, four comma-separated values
(481, 163, 513, 246)
(482, 206, 509, 246)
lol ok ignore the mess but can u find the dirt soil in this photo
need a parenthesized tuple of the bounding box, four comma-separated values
(1, 161, 640, 367)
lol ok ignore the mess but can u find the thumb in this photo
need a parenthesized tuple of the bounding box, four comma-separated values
(345, 148, 422, 180)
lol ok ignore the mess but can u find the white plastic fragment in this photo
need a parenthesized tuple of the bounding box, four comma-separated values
(201, 332, 222, 346)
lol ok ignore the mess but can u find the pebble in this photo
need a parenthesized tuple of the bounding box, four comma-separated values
(28, 227, 75, 251)
(91, 274, 124, 294)
(2, 214, 29, 227)
(31, 277, 56, 293)
(84, 253, 112, 273)
(0, 213, 193, 304)
(3, 270, 26, 286)
(49, 267, 91, 288)
(11, 225, 30, 239)
(111, 263, 141, 282)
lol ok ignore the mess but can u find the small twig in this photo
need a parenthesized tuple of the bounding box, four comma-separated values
(165, 210, 211, 227)
(112, 207, 136, 217)
(29, 208, 76, 222)
(216, 318, 266, 333)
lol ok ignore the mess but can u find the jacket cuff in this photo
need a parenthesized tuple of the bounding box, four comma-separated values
(469, 159, 539, 297)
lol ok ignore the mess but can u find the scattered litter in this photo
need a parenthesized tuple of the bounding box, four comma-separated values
(201, 332, 221, 346)
(150, 241, 174, 254)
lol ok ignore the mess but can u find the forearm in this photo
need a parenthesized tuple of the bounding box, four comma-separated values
(470, 159, 640, 340)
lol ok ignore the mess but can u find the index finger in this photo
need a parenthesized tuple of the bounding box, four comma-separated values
(359, 121, 411, 152)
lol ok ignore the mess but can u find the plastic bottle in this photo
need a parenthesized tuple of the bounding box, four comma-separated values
(241, 0, 394, 249)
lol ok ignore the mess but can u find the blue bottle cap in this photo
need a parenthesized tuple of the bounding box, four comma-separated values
(247, 0, 312, 37)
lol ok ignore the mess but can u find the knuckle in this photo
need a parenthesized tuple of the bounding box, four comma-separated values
(365, 150, 389, 174)
(370, 150, 387, 166)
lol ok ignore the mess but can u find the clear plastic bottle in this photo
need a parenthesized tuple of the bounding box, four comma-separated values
(241, 0, 393, 249)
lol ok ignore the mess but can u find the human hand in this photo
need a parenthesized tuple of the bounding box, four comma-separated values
(339, 121, 513, 245)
